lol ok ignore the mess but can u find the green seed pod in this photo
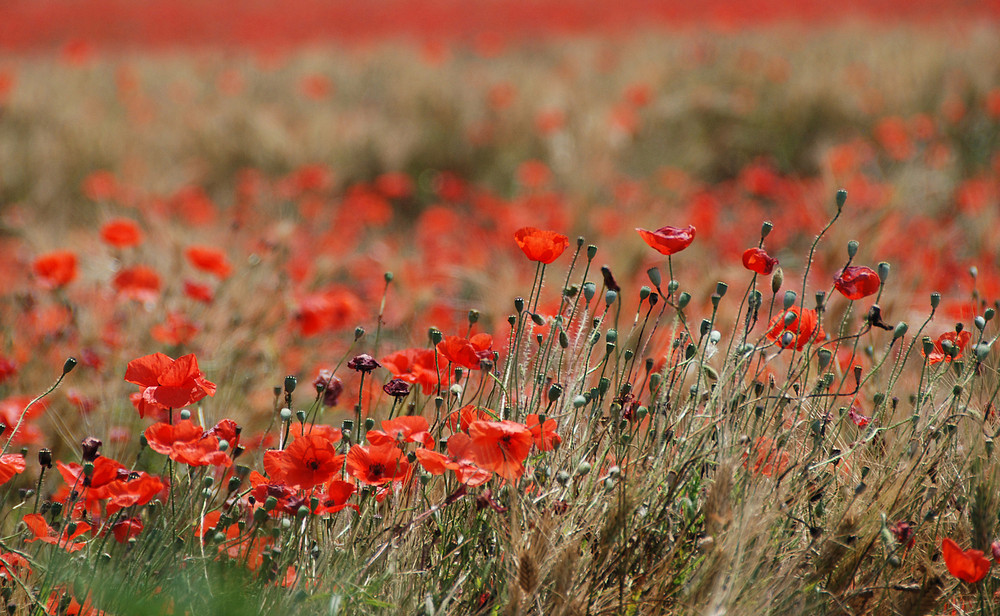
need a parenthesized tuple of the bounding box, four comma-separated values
(677, 292, 690, 309)
(761, 221, 773, 238)
(783, 290, 796, 310)
(892, 322, 908, 340)
(847, 240, 859, 259)
(930, 292, 940, 309)
(180, 409, 191, 420)
(922, 336, 934, 356)
(647, 267, 662, 288)
(639, 286, 651, 302)
(877, 262, 890, 283)
(715, 282, 728, 297)
(836, 189, 848, 211)
(587, 245, 597, 260)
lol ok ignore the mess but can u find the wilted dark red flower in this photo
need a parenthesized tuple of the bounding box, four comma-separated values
(766, 306, 825, 351)
(834, 266, 881, 300)
(742, 247, 778, 275)
(636, 225, 695, 256)
(125, 353, 216, 414)
(382, 378, 411, 398)
(347, 354, 381, 373)
(889, 521, 914, 546)
(32, 251, 77, 289)
(513, 227, 569, 264)
(312, 369, 344, 406)
(80, 437, 102, 462)
(942, 538, 990, 583)
(847, 401, 870, 428)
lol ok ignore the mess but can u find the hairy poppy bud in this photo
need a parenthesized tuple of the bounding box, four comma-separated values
(771, 267, 783, 294)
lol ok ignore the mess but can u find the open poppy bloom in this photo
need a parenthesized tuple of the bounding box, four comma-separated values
(263, 433, 345, 489)
(185, 245, 233, 279)
(923, 330, 972, 364)
(103, 473, 166, 514)
(145, 420, 231, 467)
(415, 432, 492, 486)
(313, 479, 359, 515)
(742, 247, 778, 275)
(32, 250, 78, 289)
(447, 405, 496, 433)
(111, 517, 144, 543)
(766, 306, 825, 351)
(0, 454, 25, 486)
(526, 414, 561, 451)
(367, 416, 435, 449)
(381, 348, 448, 394)
(942, 538, 990, 583)
(834, 266, 881, 300)
(513, 227, 569, 264)
(100, 218, 143, 248)
(346, 444, 411, 486)
(636, 225, 695, 256)
(125, 353, 216, 414)
(436, 334, 493, 370)
(468, 420, 533, 481)
(23, 514, 91, 552)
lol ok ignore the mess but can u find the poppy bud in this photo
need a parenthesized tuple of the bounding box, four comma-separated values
(976, 344, 991, 361)
(203, 476, 214, 488)
(975, 316, 986, 331)
(667, 280, 679, 294)
(284, 375, 297, 394)
(264, 496, 278, 511)
(384, 271, 393, 283)
(280, 408, 292, 421)
(468, 310, 479, 325)
(296, 506, 309, 520)
(639, 286, 650, 302)
(573, 395, 587, 408)
(761, 221, 773, 238)
(606, 329, 618, 343)
(647, 267, 661, 288)
(847, 240, 859, 259)
(253, 508, 269, 524)
(877, 262, 890, 283)
(576, 461, 591, 476)
(771, 267, 783, 294)
(62, 357, 78, 375)
(892, 322, 908, 341)
(530, 313, 545, 326)
(81, 437, 102, 462)
(605, 290, 617, 306)
(835, 189, 847, 211)
(38, 448, 52, 469)
(783, 290, 796, 310)
(559, 331, 569, 348)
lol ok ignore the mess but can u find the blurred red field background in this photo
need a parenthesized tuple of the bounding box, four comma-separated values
(2, 0, 999, 51)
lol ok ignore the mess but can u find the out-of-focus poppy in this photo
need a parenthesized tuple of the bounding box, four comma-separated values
(100, 219, 143, 248)
(942, 538, 990, 583)
(743, 437, 789, 477)
(185, 246, 233, 280)
(513, 227, 569, 264)
(113, 265, 161, 303)
(150, 312, 199, 346)
(33, 251, 77, 289)
(636, 225, 696, 256)
(742, 247, 778, 275)
(766, 306, 825, 351)
(468, 420, 533, 481)
(834, 266, 880, 300)
(345, 444, 411, 486)
(263, 433, 344, 489)
(125, 353, 216, 413)
(183, 280, 214, 304)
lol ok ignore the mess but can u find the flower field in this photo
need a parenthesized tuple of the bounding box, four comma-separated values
(1, 4, 1000, 615)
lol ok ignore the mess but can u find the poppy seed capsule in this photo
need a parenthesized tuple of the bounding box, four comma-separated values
(514, 297, 525, 313)
(930, 292, 940, 309)
(847, 240, 859, 259)
(761, 221, 773, 238)
(716, 282, 728, 297)
(38, 449, 52, 469)
(783, 290, 796, 310)
(878, 262, 890, 282)
(922, 337, 934, 356)
(892, 322, 908, 340)
(587, 245, 597, 260)
(677, 292, 691, 309)
(284, 375, 297, 394)
(280, 408, 292, 421)
(62, 357, 78, 375)
(605, 290, 617, 306)
(836, 189, 847, 210)
(639, 286, 650, 302)
(354, 327, 365, 341)
(180, 409, 191, 420)
(583, 282, 596, 301)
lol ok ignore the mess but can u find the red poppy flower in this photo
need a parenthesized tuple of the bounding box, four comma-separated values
(415, 433, 491, 486)
(23, 514, 91, 552)
(0, 551, 30, 580)
(446, 405, 495, 433)
(847, 401, 870, 428)
(525, 414, 561, 451)
(742, 248, 778, 275)
(436, 334, 493, 370)
(468, 420, 533, 481)
(100, 218, 143, 248)
(183, 280, 214, 304)
(313, 479, 359, 515)
(636, 225, 696, 256)
(367, 416, 434, 449)
(104, 474, 165, 514)
(57, 456, 126, 496)
(382, 348, 447, 394)
(145, 420, 231, 467)
(513, 227, 569, 264)
(125, 353, 216, 413)
(345, 444, 411, 486)
(185, 246, 233, 280)
(743, 437, 789, 477)
(263, 433, 344, 489)
(113, 265, 161, 303)
(0, 454, 25, 486)
(32, 251, 78, 289)
(942, 538, 990, 583)
(111, 518, 144, 543)
(247, 471, 302, 517)
(834, 266, 881, 300)
(766, 306, 825, 351)
(923, 331, 972, 365)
